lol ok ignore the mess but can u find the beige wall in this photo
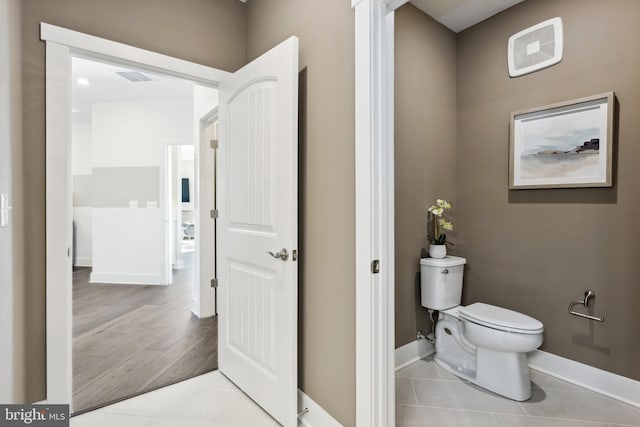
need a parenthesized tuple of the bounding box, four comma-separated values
(0, 0, 25, 403)
(456, 0, 640, 380)
(394, 4, 457, 348)
(246, 1, 356, 425)
(20, 0, 246, 402)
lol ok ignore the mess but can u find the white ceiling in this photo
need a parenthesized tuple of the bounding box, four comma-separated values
(72, 57, 196, 125)
(409, 0, 525, 33)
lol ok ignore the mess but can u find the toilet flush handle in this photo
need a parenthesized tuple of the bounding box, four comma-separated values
(441, 269, 449, 274)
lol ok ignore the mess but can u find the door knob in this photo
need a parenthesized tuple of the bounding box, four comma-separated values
(267, 248, 289, 261)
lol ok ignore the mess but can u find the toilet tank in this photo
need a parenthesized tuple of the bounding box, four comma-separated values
(420, 256, 466, 310)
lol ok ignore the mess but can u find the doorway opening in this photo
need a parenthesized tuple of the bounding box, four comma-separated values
(44, 24, 299, 426)
(70, 56, 219, 413)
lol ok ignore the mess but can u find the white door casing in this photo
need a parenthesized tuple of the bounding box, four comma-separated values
(352, 0, 399, 426)
(218, 37, 299, 427)
(41, 23, 231, 405)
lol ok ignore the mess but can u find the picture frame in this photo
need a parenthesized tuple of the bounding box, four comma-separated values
(509, 92, 615, 189)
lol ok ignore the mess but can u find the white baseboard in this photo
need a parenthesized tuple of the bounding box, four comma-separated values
(89, 272, 165, 285)
(528, 350, 640, 408)
(395, 339, 435, 371)
(298, 389, 342, 427)
(74, 257, 92, 267)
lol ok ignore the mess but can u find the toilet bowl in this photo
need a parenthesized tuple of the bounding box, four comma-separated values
(420, 256, 544, 401)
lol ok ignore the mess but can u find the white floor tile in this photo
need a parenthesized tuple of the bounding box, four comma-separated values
(396, 358, 442, 380)
(521, 386, 640, 425)
(396, 405, 498, 427)
(74, 370, 278, 427)
(398, 357, 638, 427)
(396, 378, 417, 405)
(71, 411, 223, 427)
(529, 369, 578, 390)
(412, 378, 526, 415)
(492, 414, 611, 427)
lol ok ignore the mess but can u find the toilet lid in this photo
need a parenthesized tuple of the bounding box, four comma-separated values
(459, 303, 544, 334)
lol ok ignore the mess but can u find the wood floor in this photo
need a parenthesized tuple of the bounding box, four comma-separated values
(72, 251, 217, 413)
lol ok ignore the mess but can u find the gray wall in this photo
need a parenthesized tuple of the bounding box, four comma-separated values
(74, 168, 161, 208)
(456, 0, 640, 380)
(21, 0, 246, 402)
(91, 167, 160, 208)
(246, 1, 356, 425)
(0, 0, 26, 404)
(394, 4, 457, 348)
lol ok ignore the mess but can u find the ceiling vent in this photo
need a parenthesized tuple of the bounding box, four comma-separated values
(115, 71, 155, 82)
(508, 17, 563, 77)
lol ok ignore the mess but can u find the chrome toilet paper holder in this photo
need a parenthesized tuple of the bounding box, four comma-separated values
(568, 290, 604, 322)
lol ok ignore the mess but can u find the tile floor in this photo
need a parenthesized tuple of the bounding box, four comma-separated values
(71, 357, 640, 427)
(70, 370, 278, 427)
(396, 356, 640, 427)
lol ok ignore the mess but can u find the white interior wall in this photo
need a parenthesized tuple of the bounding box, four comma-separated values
(90, 97, 194, 285)
(72, 124, 92, 175)
(92, 98, 193, 168)
(72, 123, 93, 266)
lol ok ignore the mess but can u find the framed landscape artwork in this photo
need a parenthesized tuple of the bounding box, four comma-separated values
(509, 92, 615, 189)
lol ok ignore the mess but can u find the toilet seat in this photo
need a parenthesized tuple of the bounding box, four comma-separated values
(459, 303, 544, 335)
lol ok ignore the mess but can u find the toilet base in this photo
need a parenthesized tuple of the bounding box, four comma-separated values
(435, 315, 533, 401)
(476, 347, 532, 401)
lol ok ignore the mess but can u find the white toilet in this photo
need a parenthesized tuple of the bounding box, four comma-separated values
(420, 256, 544, 401)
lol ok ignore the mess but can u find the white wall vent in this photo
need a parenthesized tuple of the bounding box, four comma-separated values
(508, 17, 563, 77)
(115, 70, 154, 82)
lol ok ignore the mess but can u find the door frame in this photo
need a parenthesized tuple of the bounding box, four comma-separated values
(195, 108, 219, 318)
(41, 23, 230, 405)
(351, 0, 404, 426)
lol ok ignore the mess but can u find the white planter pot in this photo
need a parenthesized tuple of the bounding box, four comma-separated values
(429, 244, 447, 259)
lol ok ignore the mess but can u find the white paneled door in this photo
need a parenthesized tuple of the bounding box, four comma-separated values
(218, 37, 299, 426)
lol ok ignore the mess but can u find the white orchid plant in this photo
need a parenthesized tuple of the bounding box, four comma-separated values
(427, 198, 454, 246)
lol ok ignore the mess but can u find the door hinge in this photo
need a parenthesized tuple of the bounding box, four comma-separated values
(371, 259, 380, 274)
(292, 249, 298, 261)
(210, 139, 219, 149)
(210, 209, 218, 219)
(211, 278, 218, 288)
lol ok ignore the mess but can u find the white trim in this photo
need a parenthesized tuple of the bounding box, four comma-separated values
(43, 23, 231, 407)
(45, 40, 73, 405)
(73, 257, 92, 267)
(528, 349, 640, 408)
(384, 0, 409, 12)
(298, 389, 343, 427)
(394, 340, 435, 372)
(88, 272, 164, 285)
(195, 108, 218, 318)
(353, 1, 396, 426)
(40, 24, 228, 86)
